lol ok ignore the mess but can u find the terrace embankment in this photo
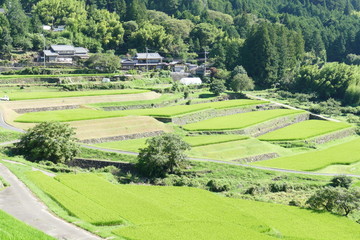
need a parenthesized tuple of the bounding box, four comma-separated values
(68, 158, 135, 172)
(81, 130, 165, 144)
(187, 112, 310, 137)
(233, 152, 279, 163)
(156, 103, 278, 125)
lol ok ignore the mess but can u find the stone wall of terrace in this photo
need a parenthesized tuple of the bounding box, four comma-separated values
(81, 130, 164, 144)
(187, 112, 310, 137)
(308, 127, 356, 144)
(233, 152, 279, 163)
(14, 105, 79, 114)
(156, 103, 279, 126)
(68, 158, 135, 172)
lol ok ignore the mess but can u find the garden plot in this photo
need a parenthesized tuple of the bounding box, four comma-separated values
(252, 138, 360, 171)
(15, 99, 268, 123)
(183, 109, 306, 132)
(258, 120, 353, 142)
(28, 172, 360, 240)
(69, 116, 172, 142)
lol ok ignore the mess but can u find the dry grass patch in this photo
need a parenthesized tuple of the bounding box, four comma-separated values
(69, 116, 172, 141)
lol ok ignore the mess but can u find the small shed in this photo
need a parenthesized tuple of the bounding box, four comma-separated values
(180, 77, 202, 85)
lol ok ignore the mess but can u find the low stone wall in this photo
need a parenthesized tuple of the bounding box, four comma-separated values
(81, 130, 165, 144)
(102, 98, 183, 111)
(233, 152, 279, 163)
(68, 158, 135, 172)
(187, 112, 310, 137)
(14, 105, 79, 114)
(156, 103, 279, 126)
(309, 127, 356, 144)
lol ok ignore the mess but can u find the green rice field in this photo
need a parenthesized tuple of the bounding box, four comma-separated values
(28, 172, 360, 240)
(94, 135, 249, 152)
(4, 89, 149, 101)
(15, 99, 268, 123)
(183, 109, 305, 131)
(0, 210, 55, 240)
(258, 120, 352, 141)
(252, 138, 360, 171)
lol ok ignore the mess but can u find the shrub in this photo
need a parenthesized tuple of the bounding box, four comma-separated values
(330, 175, 352, 189)
(206, 179, 230, 192)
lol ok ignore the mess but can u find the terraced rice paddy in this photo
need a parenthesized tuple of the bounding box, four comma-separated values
(0, 210, 55, 240)
(69, 116, 171, 141)
(94, 135, 249, 152)
(5, 89, 149, 101)
(258, 120, 352, 141)
(15, 99, 268, 123)
(253, 138, 360, 171)
(183, 109, 305, 131)
(28, 173, 360, 240)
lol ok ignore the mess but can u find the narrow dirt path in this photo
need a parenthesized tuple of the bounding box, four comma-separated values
(0, 163, 103, 240)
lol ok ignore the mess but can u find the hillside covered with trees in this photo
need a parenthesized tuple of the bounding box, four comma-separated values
(1, 0, 360, 105)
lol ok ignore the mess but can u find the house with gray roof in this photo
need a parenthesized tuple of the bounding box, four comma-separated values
(121, 52, 164, 70)
(42, 45, 89, 63)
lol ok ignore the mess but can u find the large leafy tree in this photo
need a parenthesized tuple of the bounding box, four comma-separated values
(15, 122, 80, 164)
(85, 52, 121, 73)
(137, 133, 191, 178)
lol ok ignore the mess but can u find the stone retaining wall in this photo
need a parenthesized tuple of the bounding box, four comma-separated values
(68, 158, 135, 172)
(14, 105, 79, 114)
(102, 98, 183, 111)
(309, 127, 356, 144)
(156, 103, 279, 126)
(233, 152, 279, 163)
(81, 130, 165, 144)
(187, 112, 310, 137)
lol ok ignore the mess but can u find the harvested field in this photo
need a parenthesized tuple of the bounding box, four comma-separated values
(253, 138, 360, 171)
(258, 120, 352, 141)
(69, 116, 172, 141)
(183, 109, 305, 131)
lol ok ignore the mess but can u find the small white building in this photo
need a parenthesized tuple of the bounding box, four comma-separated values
(180, 77, 202, 85)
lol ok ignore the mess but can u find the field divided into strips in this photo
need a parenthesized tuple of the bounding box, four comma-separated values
(253, 138, 360, 171)
(0, 210, 55, 240)
(258, 120, 353, 141)
(15, 99, 268, 123)
(26, 172, 123, 225)
(29, 173, 360, 240)
(94, 135, 249, 152)
(5, 89, 149, 101)
(183, 109, 304, 131)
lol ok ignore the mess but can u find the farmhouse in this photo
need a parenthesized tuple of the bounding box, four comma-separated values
(121, 53, 164, 70)
(42, 45, 89, 63)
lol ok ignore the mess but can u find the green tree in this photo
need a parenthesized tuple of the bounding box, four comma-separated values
(4, 0, 29, 47)
(209, 78, 226, 96)
(14, 122, 80, 164)
(85, 52, 121, 73)
(137, 133, 191, 178)
(231, 73, 254, 93)
(330, 175, 352, 189)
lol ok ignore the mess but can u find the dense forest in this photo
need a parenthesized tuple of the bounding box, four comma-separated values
(1, 0, 360, 105)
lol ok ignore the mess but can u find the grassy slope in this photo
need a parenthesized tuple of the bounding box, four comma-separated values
(0, 127, 22, 142)
(258, 120, 352, 141)
(183, 109, 305, 131)
(6, 89, 149, 101)
(29, 173, 360, 240)
(94, 135, 249, 152)
(253, 138, 360, 171)
(15, 99, 268, 123)
(0, 210, 55, 240)
(0, 73, 117, 79)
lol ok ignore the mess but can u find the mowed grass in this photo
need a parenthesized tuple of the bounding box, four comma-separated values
(6, 89, 149, 101)
(26, 172, 123, 225)
(94, 135, 249, 152)
(29, 173, 360, 240)
(258, 120, 353, 141)
(183, 109, 305, 131)
(15, 99, 268, 123)
(253, 138, 360, 171)
(0, 210, 55, 240)
(0, 127, 22, 142)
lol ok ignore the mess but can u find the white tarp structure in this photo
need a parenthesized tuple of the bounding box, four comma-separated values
(180, 77, 202, 85)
